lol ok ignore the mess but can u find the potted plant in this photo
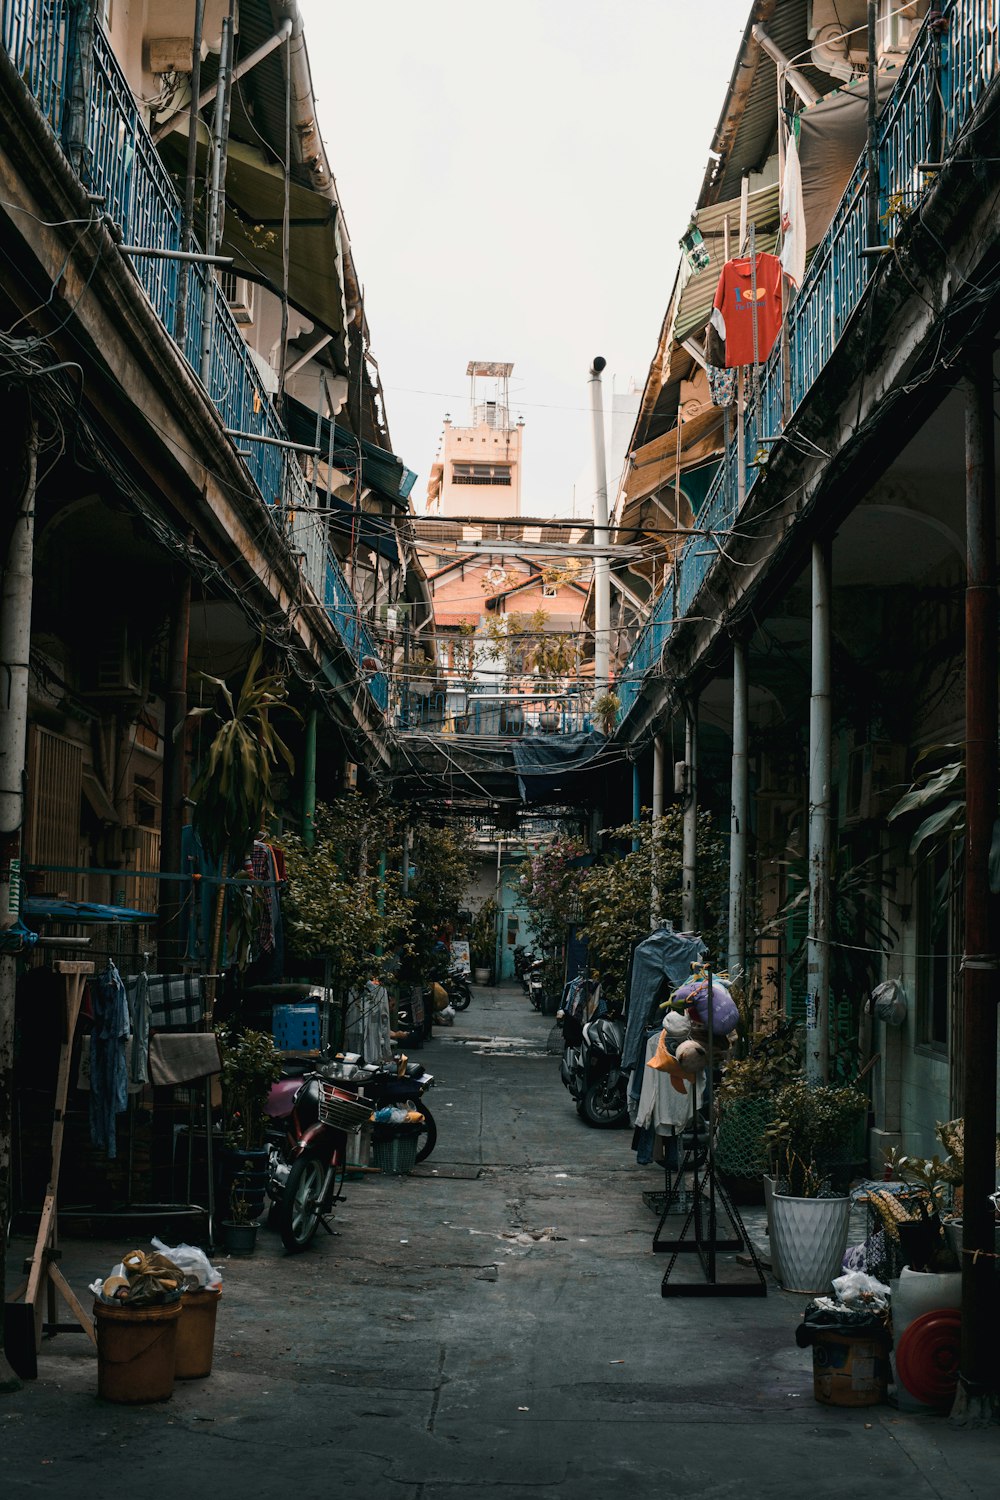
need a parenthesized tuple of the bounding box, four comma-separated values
(217, 1025, 282, 1248)
(593, 690, 620, 737)
(715, 1017, 800, 1208)
(469, 898, 499, 985)
(889, 1118, 1000, 1266)
(765, 1079, 868, 1294)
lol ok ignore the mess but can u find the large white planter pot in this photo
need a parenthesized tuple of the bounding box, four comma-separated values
(762, 1175, 783, 1282)
(770, 1193, 851, 1295)
(473, 967, 489, 985)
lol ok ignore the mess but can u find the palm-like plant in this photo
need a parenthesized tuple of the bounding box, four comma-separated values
(189, 639, 297, 1015)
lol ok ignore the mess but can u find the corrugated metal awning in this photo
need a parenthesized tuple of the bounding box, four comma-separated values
(674, 182, 781, 344)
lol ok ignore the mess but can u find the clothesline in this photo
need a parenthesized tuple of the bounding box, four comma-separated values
(25, 862, 283, 888)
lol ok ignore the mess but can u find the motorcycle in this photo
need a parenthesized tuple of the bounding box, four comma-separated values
(559, 1004, 628, 1128)
(336, 1057, 437, 1162)
(264, 1069, 360, 1253)
(443, 962, 472, 1012)
(527, 959, 545, 1012)
(514, 945, 535, 993)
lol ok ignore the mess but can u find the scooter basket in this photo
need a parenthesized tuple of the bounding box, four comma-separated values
(318, 1084, 374, 1131)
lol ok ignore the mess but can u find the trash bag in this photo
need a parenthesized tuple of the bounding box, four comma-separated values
(795, 1298, 892, 1349)
(151, 1236, 223, 1290)
(868, 978, 907, 1027)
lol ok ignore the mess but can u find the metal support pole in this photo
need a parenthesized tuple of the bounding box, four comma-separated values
(866, 2, 881, 254)
(0, 409, 37, 1389)
(682, 703, 698, 932)
(729, 639, 749, 979)
(955, 347, 998, 1410)
(589, 357, 610, 693)
(175, 0, 205, 350)
(198, 12, 233, 389)
(806, 540, 832, 1084)
(157, 564, 192, 968)
(632, 761, 641, 852)
(302, 708, 317, 849)
(651, 734, 665, 927)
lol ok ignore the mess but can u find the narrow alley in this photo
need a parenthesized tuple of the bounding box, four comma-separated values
(3, 986, 997, 1499)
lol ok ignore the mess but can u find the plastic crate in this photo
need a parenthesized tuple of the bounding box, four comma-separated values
(373, 1132, 419, 1176)
(272, 1003, 321, 1052)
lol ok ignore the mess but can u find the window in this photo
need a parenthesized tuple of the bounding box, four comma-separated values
(217, 271, 255, 324)
(542, 584, 558, 598)
(916, 843, 957, 1052)
(452, 463, 512, 486)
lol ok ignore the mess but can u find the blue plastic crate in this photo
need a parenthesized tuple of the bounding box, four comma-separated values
(272, 1003, 321, 1052)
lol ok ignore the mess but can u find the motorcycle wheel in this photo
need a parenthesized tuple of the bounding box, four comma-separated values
(415, 1102, 437, 1162)
(451, 985, 471, 1012)
(277, 1155, 325, 1253)
(581, 1076, 629, 1129)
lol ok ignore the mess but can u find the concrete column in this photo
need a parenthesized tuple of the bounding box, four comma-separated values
(806, 540, 832, 1084)
(728, 640, 749, 978)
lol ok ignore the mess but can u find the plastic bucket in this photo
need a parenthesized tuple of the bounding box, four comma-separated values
(175, 1288, 222, 1380)
(94, 1298, 181, 1404)
(811, 1328, 890, 1407)
(373, 1132, 418, 1175)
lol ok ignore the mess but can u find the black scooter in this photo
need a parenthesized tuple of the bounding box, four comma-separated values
(559, 1009, 628, 1127)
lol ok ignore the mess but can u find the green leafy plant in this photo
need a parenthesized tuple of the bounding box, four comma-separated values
(188, 639, 297, 1015)
(468, 897, 500, 973)
(593, 691, 620, 737)
(717, 1017, 801, 1102)
(216, 1024, 281, 1151)
(765, 1079, 868, 1196)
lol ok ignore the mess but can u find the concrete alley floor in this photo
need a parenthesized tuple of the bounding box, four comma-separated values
(3, 984, 998, 1498)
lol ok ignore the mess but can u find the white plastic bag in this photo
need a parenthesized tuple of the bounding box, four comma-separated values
(151, 1236, 223, 1289)
(831, 1268, 890, 1310)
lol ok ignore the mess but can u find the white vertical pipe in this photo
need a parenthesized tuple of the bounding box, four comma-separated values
(728, 641, 749, 978)
(589, 357, 610, 693)
(199, 15, 232, 388)
(806, 540, 832, 1083)
(682, 702, 698, 932)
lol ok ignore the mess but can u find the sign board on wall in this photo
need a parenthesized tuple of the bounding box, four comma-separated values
(450, 940, 471, 974)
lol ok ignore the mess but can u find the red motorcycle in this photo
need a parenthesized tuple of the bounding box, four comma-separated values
(264, 1071, 372, 1253)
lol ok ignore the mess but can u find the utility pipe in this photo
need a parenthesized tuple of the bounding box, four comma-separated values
(866, 3, 881, 254)
(589, 357, 611, 693)
(751, 24, 821, 106)
(632, 761, 641, 853)
(806, 540, 833, 1084)
(174, 0, 204, 349)
(955, 346, 998, 1410)
(682, 704, 698, 932)
(728, 638, 749, 979)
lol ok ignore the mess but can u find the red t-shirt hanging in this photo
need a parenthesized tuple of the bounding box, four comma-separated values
(710, 253, 783, 368)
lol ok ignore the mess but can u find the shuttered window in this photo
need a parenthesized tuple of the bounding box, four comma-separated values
(24, 727, 84, 891)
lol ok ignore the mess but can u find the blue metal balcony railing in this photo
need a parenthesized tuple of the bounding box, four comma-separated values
(0, 2, 383, 711)
(617, 0, 998, 727)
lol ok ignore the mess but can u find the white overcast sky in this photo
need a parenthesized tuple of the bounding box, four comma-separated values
(301, 0, 752, 515)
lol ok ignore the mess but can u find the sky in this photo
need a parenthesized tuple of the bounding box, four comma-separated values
(301, 0, 753, 515)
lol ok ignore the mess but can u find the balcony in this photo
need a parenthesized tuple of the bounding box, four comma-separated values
(616, 0, 998, 724)
(0, 1, 387, 712)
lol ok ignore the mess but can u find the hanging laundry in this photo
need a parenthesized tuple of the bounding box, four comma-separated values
(707, 364, 737, 407)
(780, 126, 807, 292)
(89, 962, 131, 1159)
(710, 252, 784, 367)
(125, 970, 151, 1086)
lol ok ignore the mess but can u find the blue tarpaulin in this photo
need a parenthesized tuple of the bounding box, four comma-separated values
(21, 898, 157, 924)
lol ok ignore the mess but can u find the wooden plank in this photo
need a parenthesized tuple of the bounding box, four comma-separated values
(48, 1265, 96, 1346)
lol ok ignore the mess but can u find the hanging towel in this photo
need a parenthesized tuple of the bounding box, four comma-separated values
(126, 970, 152, 1085)
(148, 1032, 223, 1086)
(89, 962, 130, 1159)
(780, 125, 807, 291)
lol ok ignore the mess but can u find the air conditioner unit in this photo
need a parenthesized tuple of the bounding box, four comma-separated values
(343, 762, 358, 791)
(82, 627, 145, 698)
(843, 741, 905, 826)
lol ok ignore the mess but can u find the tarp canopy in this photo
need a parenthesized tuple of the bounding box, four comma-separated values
(285, 396, 416, 510)
(512, 730, 609, 803)
(22, 899, 157, 924)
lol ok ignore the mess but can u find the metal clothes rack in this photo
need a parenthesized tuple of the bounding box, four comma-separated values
(652, 968, 767, 1298)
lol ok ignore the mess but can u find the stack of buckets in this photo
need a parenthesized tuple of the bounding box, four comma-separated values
(94, 1285, 222, 1403)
